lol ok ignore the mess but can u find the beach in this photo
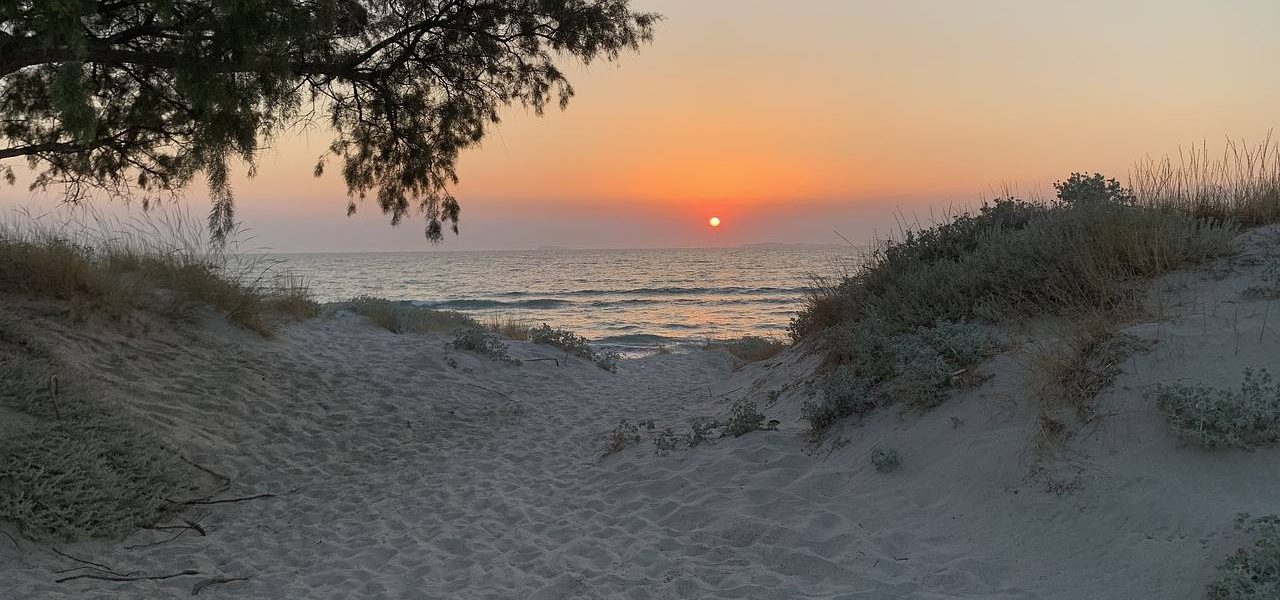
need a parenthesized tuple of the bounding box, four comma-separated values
(2, 225, 1277, 599)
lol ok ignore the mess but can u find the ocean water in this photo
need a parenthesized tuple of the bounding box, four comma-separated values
(272, 247, 855, 350)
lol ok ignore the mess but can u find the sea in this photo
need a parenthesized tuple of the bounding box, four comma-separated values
(271, 246, 856, 352)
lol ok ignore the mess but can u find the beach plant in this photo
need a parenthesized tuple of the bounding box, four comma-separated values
(1207, 513, 1280, 600)
(686, 418, 721, 448)
(803, 366, 877, 432)
(871, 447, 902, 473)
(529, 324, 620, 372)
(650, 425, 682, 455)
(724, 399, 770, 437)
(602, 419, 653, 456)
(0, 322, 186, 541)
(1242, 259, 1280, 300)
(1054, 172, 1135, 206)
(450, 329, 521, 365)
(1151, 368, 1280, 450)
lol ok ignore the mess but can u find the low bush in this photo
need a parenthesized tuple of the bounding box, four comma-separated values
(450, 329, 521, 365)
(529, 324, 620, 372)
(1152, 368, 1280, 450)
(602, 419, 653, 456)
(803, 366, 876, 432)
(871, 448, 901, 473)
(724, 399, 770, 437)
(804, 320, 994, 431)
(1207, 513, 1280, 600)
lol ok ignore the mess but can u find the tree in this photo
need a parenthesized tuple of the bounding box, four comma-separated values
(0, 1, 657, 240)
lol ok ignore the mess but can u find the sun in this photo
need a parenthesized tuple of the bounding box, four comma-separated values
(708, 216, 721, 228)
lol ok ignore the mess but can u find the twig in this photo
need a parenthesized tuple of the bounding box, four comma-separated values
(125, 517, 208, 550)
(51, 547, 122, 576)
(57, 569, 199, 584)
(0, 529, 17, 550)
(179, 493, 276, 506)
(191, 576, 251, 596)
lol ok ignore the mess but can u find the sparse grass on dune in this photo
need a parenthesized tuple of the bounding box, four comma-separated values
(0, 320, 187, 541)
(0, 209, 318, 335)
(705, 335, 788, 363)
(1132, 134, 1280, 227)
(339, 295, 481, 334)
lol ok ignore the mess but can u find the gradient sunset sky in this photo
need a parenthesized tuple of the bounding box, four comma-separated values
(4, 0, 1279, 251)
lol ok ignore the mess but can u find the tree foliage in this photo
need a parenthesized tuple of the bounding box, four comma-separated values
(0, 0, 657, 239)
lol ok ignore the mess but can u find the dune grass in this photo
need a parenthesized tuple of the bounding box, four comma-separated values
(0, 209, 318, 335)
(0, 320, 187, 541)
(705, 335, 789, 363)
(339, 296, 481, 334)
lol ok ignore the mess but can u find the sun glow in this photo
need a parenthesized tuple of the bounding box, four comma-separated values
(708, 216, 721, 228)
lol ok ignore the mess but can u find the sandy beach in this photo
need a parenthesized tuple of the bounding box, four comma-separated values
(0, 226, 1275, 599)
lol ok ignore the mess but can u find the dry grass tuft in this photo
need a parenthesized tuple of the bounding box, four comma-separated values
(484, 313, 532, 340)
(706, 335, 789, 363)
(1029, 313, 1145, 423)
(1132, 133, 1280, 227)
(0, 208, 318, 335)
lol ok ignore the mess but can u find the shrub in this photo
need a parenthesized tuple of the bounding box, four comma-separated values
(529, 324, 620, 372)
(686, 418, 720, 448)
(1151, 368, 1280, 449)
(803, 366, 876, 431)
(1054, 172, 1135, 206)
(708, 336, 788, 363)
(724, 399, 769, 437)
(807, 320, 993, 431)
(871, 448, 901, 473)
(1207, 513, 1280, 600)
(450, 329, 520, 365)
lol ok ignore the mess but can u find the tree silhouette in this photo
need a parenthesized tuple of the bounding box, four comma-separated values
(0, 1, 657, 239)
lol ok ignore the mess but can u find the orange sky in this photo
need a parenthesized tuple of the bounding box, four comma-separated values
(4, 0, 1280, 251)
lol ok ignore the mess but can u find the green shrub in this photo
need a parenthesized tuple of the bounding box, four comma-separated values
(1054, 172, 1135, 206)
(1152, 369, 1280, 450)
(807, 320, 993, 431)
(803, 366, 876, 431)
(1207, 513, 1280, 600)
(871, 448, 901, 473)
(602, 419, 651, 456)
(724, 399, 769, 437)
(529, 324, 620, 372)
(450, 329, 520, 365)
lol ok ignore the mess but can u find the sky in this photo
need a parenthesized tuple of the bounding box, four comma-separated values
(3, 0, 1280, 252)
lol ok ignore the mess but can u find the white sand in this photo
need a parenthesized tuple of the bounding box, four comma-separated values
(2, 227, 1278, 599)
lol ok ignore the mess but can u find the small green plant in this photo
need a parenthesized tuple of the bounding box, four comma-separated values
(529, 324, 620, 371)
(650, 425, 681, 455)
(602, 419, 652, 456)
(1151, 368, 1280, 449)
(450, 329, 521, 365)
(724, 399, 770, 437)
(871, 447, 901, 473)
(1207, 513, 1280, 600)
(686, 418, 720, 448)
(803, 366, 876, 432)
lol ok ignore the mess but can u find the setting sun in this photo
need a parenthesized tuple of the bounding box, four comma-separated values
(708, 216, 721, 228)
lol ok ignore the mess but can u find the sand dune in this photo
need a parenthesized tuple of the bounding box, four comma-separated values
(2, 228, 1279, 599)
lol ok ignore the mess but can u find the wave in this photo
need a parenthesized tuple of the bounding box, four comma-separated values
(491, 286, 808, 298)
(596, 333, 680, 345)
(410, 298, 572, 310)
